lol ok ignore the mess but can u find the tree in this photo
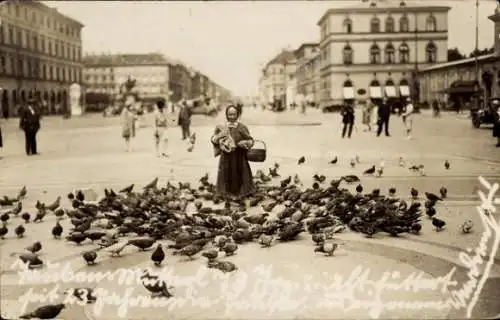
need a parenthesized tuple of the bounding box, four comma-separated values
(123, 76, 136, 93)
(447, 48, 465, 62)
(469, 47, 495, 58)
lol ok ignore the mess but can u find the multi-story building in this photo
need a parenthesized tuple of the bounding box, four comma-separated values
(168, 60, 191, 102)
(259, 49, 297, 107)
(418, 6, 500, 105)
(0, 0, 84, 117)
(317, 0, 450, 106)
(294, 43, 321, 104)
(83, 53, 170, 103)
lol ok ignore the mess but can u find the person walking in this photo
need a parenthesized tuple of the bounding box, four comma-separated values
(19, 99, 41, 156)
(121, 104, 137, 152)
(402, 97, 415, 139)
(341, 103, 355, 138)
(0, 118, 3, 159)
(377, 98, 391, 137)
(153, 99, 169, 157)
(178, 101, 192, 140)
(492, 99, 500, 147)
(211, 105, 255, 209)
(362, 100, 374, 132)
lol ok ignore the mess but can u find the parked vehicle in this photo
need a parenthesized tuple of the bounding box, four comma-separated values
(471, 98, 500, 128)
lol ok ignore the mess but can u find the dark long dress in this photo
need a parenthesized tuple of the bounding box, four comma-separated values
(212, 123, 255, 199)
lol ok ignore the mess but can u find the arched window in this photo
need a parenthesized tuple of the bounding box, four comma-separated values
(426, 14, 437, 32)
(370, 44, 381, 64)
(386, 79, 394, 86)
(370, 16, 380, 33)
(426, 41, 437, 63)
(385, 43, 395, 64)
(370, 79, 380, 86)
(399, 42, 410, 63)
(399, 15, 409, 32)
(343, 18, 352, 34)
(343, 79, 353, 87)
(343, 44, 353, 65)
(385, 16, 395, 33)
(400, 79, 409, 86)
(343, 79, 354, 100)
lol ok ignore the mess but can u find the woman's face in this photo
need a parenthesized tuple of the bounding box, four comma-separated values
(227, 108, 238, 122)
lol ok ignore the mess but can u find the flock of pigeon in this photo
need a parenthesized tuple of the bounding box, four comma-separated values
(0, 156, 474, 319)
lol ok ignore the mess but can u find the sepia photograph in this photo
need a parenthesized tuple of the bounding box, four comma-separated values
(0, 0, 500, 319)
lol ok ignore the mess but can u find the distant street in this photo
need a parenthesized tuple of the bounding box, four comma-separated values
(1, 107, 500, 319)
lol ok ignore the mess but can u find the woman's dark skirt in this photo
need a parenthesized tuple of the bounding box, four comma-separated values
(493, 121, 500, 138)
(216, 148, 254, 199)
(0, 126, 3, 148)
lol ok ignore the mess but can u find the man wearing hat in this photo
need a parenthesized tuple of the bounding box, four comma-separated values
(19, 98, 41, 155)
(376, 97, 391, 137)
(402, 97, 415, 139)
(492, 99, 500, 147)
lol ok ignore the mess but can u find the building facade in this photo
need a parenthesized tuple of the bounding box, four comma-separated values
(83, 53, 170, 103)
(294, 43, 321, 104)
(259, 49, 297, 106)
(418, 6, 500, 105)
(168, 61, 191, 102)
(0, 1, 84, 117)
(317, 0, 450, 105)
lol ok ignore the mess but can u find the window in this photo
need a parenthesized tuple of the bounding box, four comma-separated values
(385, 16, 395, 33)
(47, 18, 51, 28)
(8, 26, 13, 44)
(15, 5, 19, 17)
(343, 18, 352, 33)
(370, 16, 380, 33)
(0, 56, 5, 74)
(18, 57, 23, 76)
(426, 41, 437, 63)
(426, 15, 437, 32)
(399, 15, 409, 32)
(41, 36, 45, 53)
(55, 41, 59, 57)
(32, 35, 38, 51)
(399, 43, 410, 63)
(49, 65, 53, 80)
(25, 30, 30, 49)
(343, 44, 353, 65)
(27, 60, 31, 77)
(42, 64, 46, 80)
(17, 30, 22, 47)
(370, 43, 381, 64)
(385, 43, 395, 64)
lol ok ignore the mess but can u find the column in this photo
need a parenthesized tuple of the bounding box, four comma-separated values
(492, 66, 498, 98)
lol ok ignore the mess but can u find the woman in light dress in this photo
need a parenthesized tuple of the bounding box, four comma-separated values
(153, 99, 170, 157)
(121, 104, 137, 152)
(361, 100, 374, 132)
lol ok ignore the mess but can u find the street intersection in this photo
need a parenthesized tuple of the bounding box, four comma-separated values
(0, 107, 500, 319)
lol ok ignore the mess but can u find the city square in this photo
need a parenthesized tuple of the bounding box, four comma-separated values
(1, 107, 500, 319)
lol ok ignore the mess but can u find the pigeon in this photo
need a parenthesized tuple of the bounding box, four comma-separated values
(432, 217, 446, 231)
(82, 251, 98, 265)
(355, 184, 363, 194)
(259, 235, 274, 247)
(425, 207, 436, 218)
(173, 244, 202, 259)
(0, 213, 9, 224)
(312, 233, 326, 245)
(425, 192, 442, 202)
(140, 270, 173, 298)
(399, 157, 406, 167)
(21, 212, 30, 223)
(127, 238, 156, 251)
(461, 220, 473, 234)
(202, 249, 218, 262)
(376, 167, 383, 177)
(19, 303, 65, 319)
(314, 243, 338, 256)
(144, 177, 158, 190)
(108, 242, 129, 257)
(25, 241, 42, 254)
(66, 232, 87, 245)
(0, 223, 7, 239)
(363, 165, 375, 175)
(33, 209, 46, 223)
(46, 196, 61, 211)
(269, 167, 280, 177)
(355, 155, 360, 163)
(293, 174, 301, 185)
(298, 156, 305, 165)
(342, 175, 360, 183)
(8, 202, 22, 216)
(410, 188, 418, 199)
(151, 244, 165, 266)
(410, 223, 422, 234)
(17, 186, 27, 200)
(207, 260, 238, 273)
(220, 242, 238, 256)
(388, 188, 396, 197)
(444, 160, 450, 170)
(350, 159, 356, 168)
(52, 221, 63, 239)
(15, 224, 25, 238)
(119, 184, 134, 194)
(439, 186, 447, 199)
(329, 156, 338, 164)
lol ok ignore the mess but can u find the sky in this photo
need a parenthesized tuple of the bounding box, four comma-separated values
(43, 0, 498, 97)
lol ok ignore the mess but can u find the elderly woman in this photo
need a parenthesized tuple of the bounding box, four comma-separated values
(211, 105, 255, 208)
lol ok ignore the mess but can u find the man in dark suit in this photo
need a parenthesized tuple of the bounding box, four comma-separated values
(377, 98, 391, 137)
(19, 99, 41, 155)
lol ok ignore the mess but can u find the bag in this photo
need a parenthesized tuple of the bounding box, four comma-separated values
(247, 140, 267, 162)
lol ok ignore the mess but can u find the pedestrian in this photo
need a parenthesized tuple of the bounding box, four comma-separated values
(402, 97, 415, 140)
(153, 99, 169, 157)
(0, 119, 3, 159)
(341, 103, 355, 138)
(432, 100, 440, 117)
(492, 99, 500, 147)
(211, 105, 255, 209)
(121, 104, 137, 152)
(362, 100, 374, 131)
(19, 99, 41, 156)
(376, 98, 391, 137)
(178, 101, 192, 140)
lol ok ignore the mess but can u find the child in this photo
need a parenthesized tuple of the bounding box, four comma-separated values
(153, 99, 169, 157)
(187, 133, 196, 152)
(121, 105, 136, 152)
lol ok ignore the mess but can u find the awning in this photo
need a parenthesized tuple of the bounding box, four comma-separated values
(369, 86, 383, 98)
(343, 87, 355, 100)
(384, 86, 397, 98)
(437, 86, 483, 94)
(399, 86, 410, 97)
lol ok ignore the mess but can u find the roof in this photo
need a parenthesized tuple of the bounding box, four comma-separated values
(33, 1, 84, 28)
(317, 0, 451, 26)
(419, 53, 497, 73)
(295, 43, 319, 55)
(266, 50, 297, 68)
(83, 53, 173, 67)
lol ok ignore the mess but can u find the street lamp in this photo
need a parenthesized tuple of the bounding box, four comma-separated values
(474, 0, 480, 107)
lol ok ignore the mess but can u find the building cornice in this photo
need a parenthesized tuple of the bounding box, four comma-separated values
(317, 6, 451, 26)
(320, 33, 447, 48)
(418, 53, 497, 73)
(28, 1, 84, 28)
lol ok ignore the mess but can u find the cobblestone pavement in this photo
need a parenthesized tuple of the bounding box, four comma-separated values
(0, 108, 499, 319)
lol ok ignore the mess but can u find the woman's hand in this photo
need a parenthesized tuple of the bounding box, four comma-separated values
(238, 140, 252, 149)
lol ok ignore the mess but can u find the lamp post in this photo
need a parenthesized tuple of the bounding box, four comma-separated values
(474, 0, 480, 107)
